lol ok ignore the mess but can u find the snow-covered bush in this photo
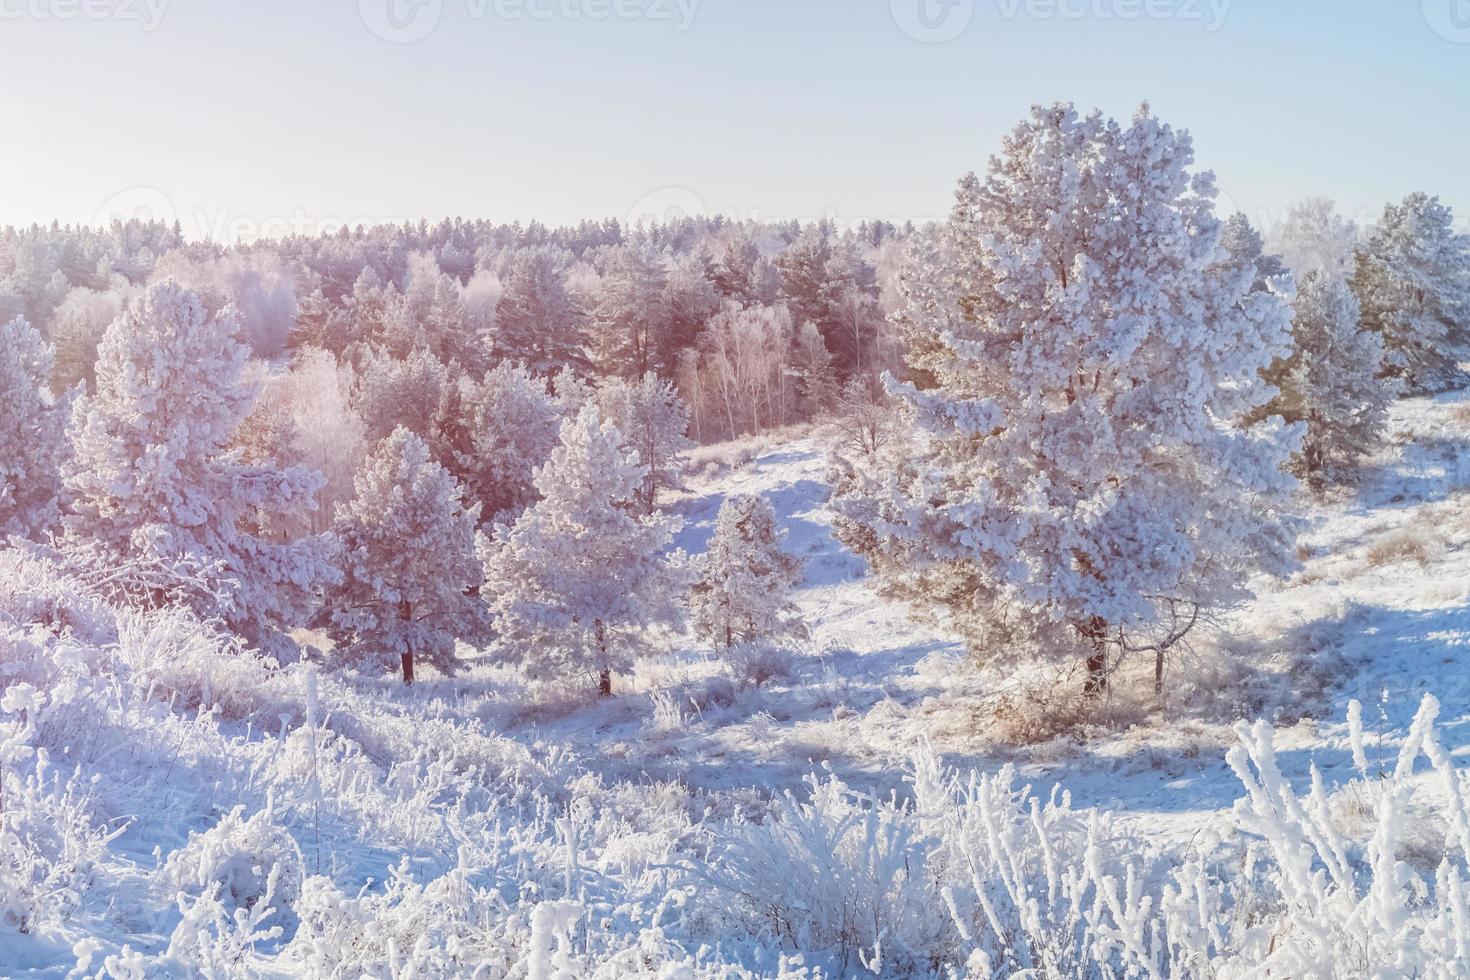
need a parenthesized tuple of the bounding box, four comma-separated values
(113, 605, 286, 721)
(724, 640, 794, 689)
(0, 685, 122, 937)
(694, 695, 1470, 976)
(156, 798, 304, 925)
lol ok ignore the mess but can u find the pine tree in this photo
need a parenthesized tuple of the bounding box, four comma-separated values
(832, 104, 1300, 698)
(1258, 271, 1396, 491)
(0, 317, 69, 540)
(689, 494, 804, 651)
(62, 281, 335, 658)
(1352, 192, 1470, 394)
(327, 427, 487, 683)
(493, 246, 587, 375)
(440, 361, 562, 525)
(594, 372, 693, 514)
(480, 406, 684, 695)
(588, 243, 670, 379)
(1220, 213, 1288, 293)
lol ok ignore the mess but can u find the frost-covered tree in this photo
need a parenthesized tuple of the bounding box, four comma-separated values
(47, 283, 131, 394)
(62, 282, 335, 658)
(1219, 213, 1288, 293)
(327, 427, 487, 683)
(1272, 197, 1358, 279)
(1351, 193, 1470, 393)
(689, 494, 804, 651)
(588, 243, 670, 379)
(595, 372, 693, 514)
(832, 104, 1300, 697)
(0, 317, 69, 540)
(441, 361, 562, 525)
(480, 406, 684, 695)
(352, 346, 455, 444)
(1257, 272, 1396, 491)
(493, 246, 587, 375)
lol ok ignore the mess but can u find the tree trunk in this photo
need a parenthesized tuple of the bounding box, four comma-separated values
(399, 598, 414, 686)
(1154, 648, 1165, 700)
(1082, 615, 1109, 697)
(595, 619, 612, 697)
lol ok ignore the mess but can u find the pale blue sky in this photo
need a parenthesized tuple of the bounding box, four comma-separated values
(2, 0, 1465, 241)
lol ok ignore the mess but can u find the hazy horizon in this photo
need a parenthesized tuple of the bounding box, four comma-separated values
(4, 0, 1468, 243)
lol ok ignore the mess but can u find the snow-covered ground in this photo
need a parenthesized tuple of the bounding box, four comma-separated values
(3, 391, 1469, 977)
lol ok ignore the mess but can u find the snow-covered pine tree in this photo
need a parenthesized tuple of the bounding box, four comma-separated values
(440, 361, 562, 525)
(831, 103, 1300, 698)
(1351, 193, 1470, 394)
(62, 281, 335, 659)
(594, 372, 694, 514)
(480, 405, 684, 695)
(327, 427, 487, 683)
(1256, 271, 1396, 491)
(1219, 213, 1288, 294)
(493, 245, 587, 376)
(0, 317, 69, 540)
(689, 494, 805, 651)
(588, 242, 670, 379)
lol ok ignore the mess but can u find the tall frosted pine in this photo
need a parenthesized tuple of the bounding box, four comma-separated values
(328, 427, 487, 683)
(1259, 271, 1396, 491)
(62, 281, 335, 659)
(1351, 192, 1470, 394)
(480, 405, 683, 695)
(0, 317, 69, 539)
(832, 104, 1300, 697)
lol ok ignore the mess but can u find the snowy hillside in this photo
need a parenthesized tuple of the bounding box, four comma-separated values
(2, 389, 1468, 977)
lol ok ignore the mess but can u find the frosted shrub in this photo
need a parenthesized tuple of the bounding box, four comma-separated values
(696, 698, 1470, 977)
(157, 797, 304, 926)
(0, 546, 116, 644)
(724, 640, 793, 689)
(696, 771, 946, 973)
(114, 606, 287, 722)
(0, 686, 121, 936)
